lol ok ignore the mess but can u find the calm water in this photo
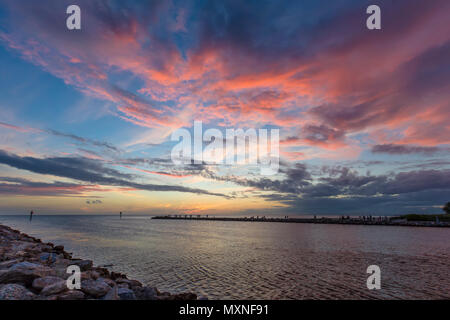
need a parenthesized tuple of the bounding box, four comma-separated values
(1, 215, 449, 299)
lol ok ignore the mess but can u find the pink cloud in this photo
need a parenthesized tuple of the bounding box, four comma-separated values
(1, 0, 448, 157)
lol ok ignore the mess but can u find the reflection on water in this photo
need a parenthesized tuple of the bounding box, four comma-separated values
(0, 215, 449, 299)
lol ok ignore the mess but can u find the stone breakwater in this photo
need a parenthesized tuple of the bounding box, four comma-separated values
(0, 224, 197, 300)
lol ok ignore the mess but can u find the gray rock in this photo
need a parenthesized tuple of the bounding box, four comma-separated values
(175, 292, 197, 300)
(89, 271, 100, 280)
(41, 280, 68, 296)
(39, 252, 59, 264)
(103, 286, 119, 300)
(0, 283, 35, 300)
(117, 283, 129, 289)
(35, 294, 58, 300)
(55, 268, 70, 279)
(53, 245, 64, 252)
(99, 277, 116, 287)
(0, 261, 54, 285)
(116, 278, 142, 288)
(134, 286, 158, 300)
(52, 259, 72, 279)
(10, 241, 35, 252)
(80, 279, 110, 298)
(80, 270, 101, 281)
(156, 292, 171, 300)
(57, 290, 85, 300)
(160, 292, 197, 300)
(0, 259, 19, 270)
(38, 244, 54, 253)
(71, 259, 93, 271)
(117, 287, 136, 300)
(8, 261, 44, 271)
(53, 259, 71, 268)
(32, 276, 64, 291)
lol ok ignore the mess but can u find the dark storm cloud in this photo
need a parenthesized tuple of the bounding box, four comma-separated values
(202, 163, 312, 194)
(371, 144, 444, 155)
(398, 160, 450, 171)
(0, 176, 97, 197)
(262, 188, 450, 215)
(309, 168, 450, 197)
(194, 0, 366, 66)
(205, 163, 450, 214)
(119, 157, 213, 177)
(0, 150, 227, 198)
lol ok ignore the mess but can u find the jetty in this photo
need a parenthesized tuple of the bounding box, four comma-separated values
(152, 215, 450, 228)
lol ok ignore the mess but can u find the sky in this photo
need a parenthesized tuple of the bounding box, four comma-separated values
(0, 0, 449, 216)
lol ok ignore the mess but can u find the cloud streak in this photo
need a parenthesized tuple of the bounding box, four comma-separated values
(0, 176, 105, 197)
(371, 144, 447, 155)
(46, 129, 121, 153)
(0, 150, 227, 198)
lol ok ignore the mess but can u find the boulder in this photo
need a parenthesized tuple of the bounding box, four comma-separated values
(41, 280, 68, 296)
(10, 241, 35, 252)
(52, 259, 72, 279)
(161, 292, 197, 300)
(35, 294, 58, 300)
(116, 278, 142, 288)
(57, 290, 85, 300)
(156, 292, 171, 300)
(80, 271, 91, 281)
(134, 286, 158, 300)
(110, 271, 127, 280)
(53, 245, 64, 252)
(14, 251, 27, 258)
(39, 244, 54, 253)
(39, 252, 59, 264)
(32, 276, 65, 291)
(175, 292, 197, 300)
(62, 252, 72, 259)
(93, 267, 110, 278)
(0, 283, 35, 300)
(80, 279, 110, 298)
(117, 287, 136, 300)
(103, 286, 119, 300)
(0, 261, 54, 285)
(117, 283, 129, 289)
(71, 259, 93, 271)
(99, 277, 116, 287)
(0, 259, 19, 270)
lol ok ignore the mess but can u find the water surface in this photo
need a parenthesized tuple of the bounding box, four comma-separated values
(0, 215, 449, 299)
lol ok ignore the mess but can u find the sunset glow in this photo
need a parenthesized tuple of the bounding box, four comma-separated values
(0, 0, 449, 216)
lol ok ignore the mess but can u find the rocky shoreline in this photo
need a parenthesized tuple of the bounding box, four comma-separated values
(0, 223, 198, 300)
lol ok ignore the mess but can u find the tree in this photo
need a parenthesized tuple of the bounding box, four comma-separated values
(443, 202, 450, 214)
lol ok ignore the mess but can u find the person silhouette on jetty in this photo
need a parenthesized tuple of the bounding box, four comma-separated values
(29, 210, 34, 221)
(120, 211, 122, 219)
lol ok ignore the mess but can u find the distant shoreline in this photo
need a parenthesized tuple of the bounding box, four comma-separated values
(152, 215, 450, 228)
